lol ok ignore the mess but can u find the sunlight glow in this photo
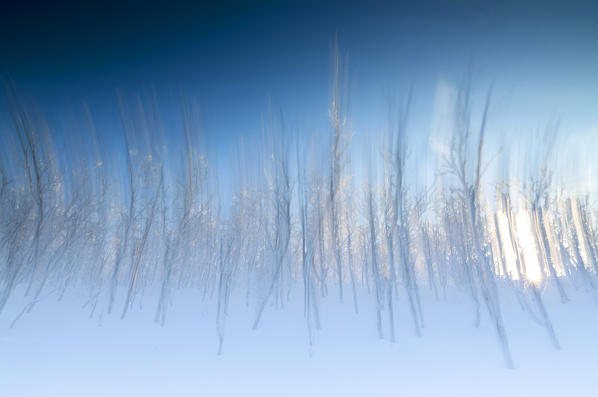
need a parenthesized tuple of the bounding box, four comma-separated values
(495, 211, 518, 278)
(515, 209, 543, 283)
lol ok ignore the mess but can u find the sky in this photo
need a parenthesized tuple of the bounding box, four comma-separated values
(1, 0, 598, 195)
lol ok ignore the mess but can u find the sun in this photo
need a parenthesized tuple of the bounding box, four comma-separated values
(515, 209, 543, 284)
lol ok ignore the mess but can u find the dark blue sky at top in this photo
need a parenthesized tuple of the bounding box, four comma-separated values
(3, 1, 598, 123)
(2, 0, 598, 194)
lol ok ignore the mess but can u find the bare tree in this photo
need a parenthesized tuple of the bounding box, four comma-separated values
(441, 74, 514, 368)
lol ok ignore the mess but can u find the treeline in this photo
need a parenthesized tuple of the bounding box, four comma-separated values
(0, 60, 596, 365)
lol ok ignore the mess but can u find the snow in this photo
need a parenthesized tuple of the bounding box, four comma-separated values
(1, 286, 597, 396)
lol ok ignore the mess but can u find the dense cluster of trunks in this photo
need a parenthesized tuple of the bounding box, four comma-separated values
(1, 61, 596, 366)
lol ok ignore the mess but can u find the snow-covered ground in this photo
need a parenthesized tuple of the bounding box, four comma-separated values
(1, 286, 596, 396)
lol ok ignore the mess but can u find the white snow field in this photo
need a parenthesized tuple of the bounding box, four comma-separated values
(1, 286, 596, 397)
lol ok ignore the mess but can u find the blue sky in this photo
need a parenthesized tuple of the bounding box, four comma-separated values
(1, 0, 598, 196)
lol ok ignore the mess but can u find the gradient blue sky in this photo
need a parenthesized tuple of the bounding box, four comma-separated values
(2, 0, 598, 195)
